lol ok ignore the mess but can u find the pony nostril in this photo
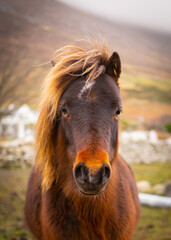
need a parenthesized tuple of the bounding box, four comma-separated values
(102, 164, 111, 181)
(74, 163, 89, 183)
(75, 165, 82, 179)
(104, 166, 110, 178)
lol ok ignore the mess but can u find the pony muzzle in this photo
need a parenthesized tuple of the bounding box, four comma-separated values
(74, 150, 111, 195)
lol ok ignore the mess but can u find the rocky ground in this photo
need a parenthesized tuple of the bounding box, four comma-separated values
(0, 138, 34, 168)
(119, 139, 171, 164)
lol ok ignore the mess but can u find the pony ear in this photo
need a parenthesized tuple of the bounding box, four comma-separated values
(105, 52, 121, 79)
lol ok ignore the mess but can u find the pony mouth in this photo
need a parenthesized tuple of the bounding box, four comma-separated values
(78, 185, 106, 196)
(80, 190, 100, 196)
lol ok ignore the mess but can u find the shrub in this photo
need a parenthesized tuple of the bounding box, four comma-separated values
(165, 123, 171, 133)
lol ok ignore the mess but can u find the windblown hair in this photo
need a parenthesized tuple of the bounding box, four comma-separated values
(35, 41, 110, 190)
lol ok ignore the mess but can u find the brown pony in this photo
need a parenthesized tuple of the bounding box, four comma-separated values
(25, 41, 140, 240)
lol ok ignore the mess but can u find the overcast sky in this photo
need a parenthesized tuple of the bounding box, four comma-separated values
(58, 0, 171, 34)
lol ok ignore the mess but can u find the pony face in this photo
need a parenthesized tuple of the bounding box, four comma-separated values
(58, 74, 122, 195)
(36, 43, 122, 192)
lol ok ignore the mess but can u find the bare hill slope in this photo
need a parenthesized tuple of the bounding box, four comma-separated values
(0, 0, 171, 123)
(0, 0, 171, 78)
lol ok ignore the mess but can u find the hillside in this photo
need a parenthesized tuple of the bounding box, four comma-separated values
(0, 0, 171, 124)
(1, 0, 171, 76)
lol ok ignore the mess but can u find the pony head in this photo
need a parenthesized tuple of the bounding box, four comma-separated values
(35, 41, 121, 195)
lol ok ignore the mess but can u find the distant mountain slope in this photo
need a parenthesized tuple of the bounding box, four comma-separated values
(0, 0, 171, 79)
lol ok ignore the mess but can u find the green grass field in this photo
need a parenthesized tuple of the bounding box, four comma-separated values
(0, 163, 171, 240)
(131, 163, 171, 240)
(131, 162, 171, 185)
(0, 169, 32, 240)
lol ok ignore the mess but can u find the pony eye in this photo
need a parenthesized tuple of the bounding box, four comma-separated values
(115, 109, 121, 116)
(61, 106, 69, 118)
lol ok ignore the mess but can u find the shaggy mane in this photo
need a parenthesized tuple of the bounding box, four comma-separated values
(35, 41, 110, 190)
